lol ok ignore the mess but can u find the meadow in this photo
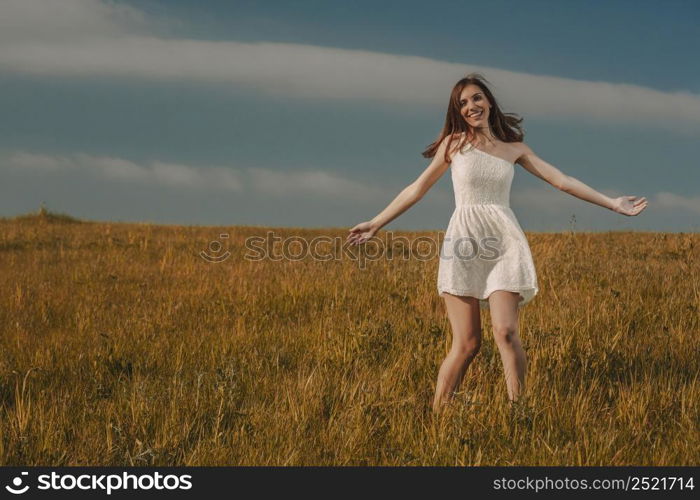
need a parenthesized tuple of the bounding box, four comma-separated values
(0, 208, 698, 466)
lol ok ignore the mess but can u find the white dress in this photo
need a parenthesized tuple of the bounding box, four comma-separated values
(437, 141, 539, 309)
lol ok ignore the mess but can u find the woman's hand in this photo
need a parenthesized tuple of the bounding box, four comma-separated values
(611, 195, 648, 216)
(347, 221, 379, 246)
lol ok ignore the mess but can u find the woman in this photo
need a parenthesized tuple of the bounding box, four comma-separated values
(347, 73, 648, 413)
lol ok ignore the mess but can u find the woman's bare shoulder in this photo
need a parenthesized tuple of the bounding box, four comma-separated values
(511, 141, 534, 164)
(513, 140, 534, 153)
(437, 132, 465, 155)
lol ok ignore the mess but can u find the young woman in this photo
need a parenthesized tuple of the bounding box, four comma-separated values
(347, 73, 648, 413)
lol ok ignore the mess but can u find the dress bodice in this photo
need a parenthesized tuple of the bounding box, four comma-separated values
(450, 143, 514, 208)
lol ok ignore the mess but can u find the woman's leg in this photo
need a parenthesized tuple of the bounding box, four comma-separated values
(432, 292, 482, 413)
(488, 290, 527, 402)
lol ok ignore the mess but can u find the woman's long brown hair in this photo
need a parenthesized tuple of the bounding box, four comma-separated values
(422, 73, 525, 163)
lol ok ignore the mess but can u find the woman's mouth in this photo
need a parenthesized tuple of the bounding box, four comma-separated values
(468, 110, 483, 119)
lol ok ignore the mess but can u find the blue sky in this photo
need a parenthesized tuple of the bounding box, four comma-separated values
(1, 0, 698, 232)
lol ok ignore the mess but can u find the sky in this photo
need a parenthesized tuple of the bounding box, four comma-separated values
(1, 0, 699, 233)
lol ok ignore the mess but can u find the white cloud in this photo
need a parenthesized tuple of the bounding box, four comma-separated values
(248, 167, 388, 201)
(654, 191, 700, 215)
(4, 151, 244, 192)
(0, 1, 698, 134)
(2, 151, 400, 201)
(6, 151, 74, 171)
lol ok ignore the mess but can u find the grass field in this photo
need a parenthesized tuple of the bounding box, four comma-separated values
(0, 209, 698, 465)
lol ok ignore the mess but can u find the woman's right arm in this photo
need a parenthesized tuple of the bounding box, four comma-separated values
(347, 135, 455, 245)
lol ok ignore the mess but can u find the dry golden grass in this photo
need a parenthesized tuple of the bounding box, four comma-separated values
(0, 208, 698, 466)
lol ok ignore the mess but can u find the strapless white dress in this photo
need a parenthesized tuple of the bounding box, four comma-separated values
(437, 141, 539, 309)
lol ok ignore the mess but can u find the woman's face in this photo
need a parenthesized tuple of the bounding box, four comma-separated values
(458, 84, 491, 128)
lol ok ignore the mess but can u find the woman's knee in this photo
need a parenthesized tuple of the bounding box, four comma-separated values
(492, 324, 518, 345)
(451, 332, 482, 361)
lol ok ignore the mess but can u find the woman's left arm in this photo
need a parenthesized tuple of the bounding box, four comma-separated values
(516, 143, 648, 216)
